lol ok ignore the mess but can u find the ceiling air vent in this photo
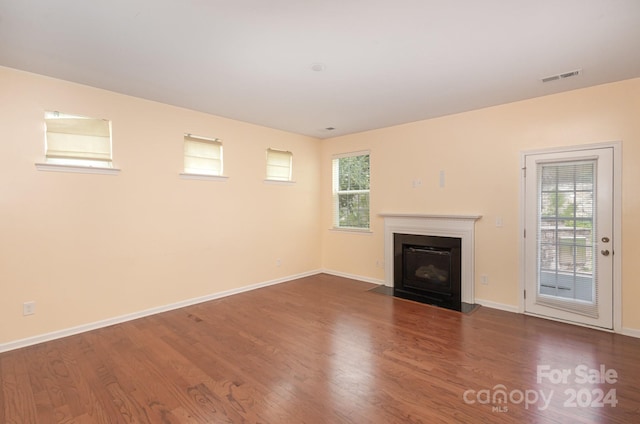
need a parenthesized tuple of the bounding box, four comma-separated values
(541, 69, 582, 83)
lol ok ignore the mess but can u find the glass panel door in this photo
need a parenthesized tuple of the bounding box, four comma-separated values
(524, 148, 613, 329)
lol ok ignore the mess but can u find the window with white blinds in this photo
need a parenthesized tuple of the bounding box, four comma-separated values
(332, 151, 370, 229)
(44, 111, 112, 167)
(183, 134, 223, 176)
(265, 148, 293, 181)
(536, 159, 598, 318)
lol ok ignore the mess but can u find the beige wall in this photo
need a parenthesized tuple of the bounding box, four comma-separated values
(2, 65, 639, 348)
(0, 67, 322, 345)
(320, 78, 640, 331)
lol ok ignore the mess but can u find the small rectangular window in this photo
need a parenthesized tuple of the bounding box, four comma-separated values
(184, 134, 223, 176)
(44, 111, 112, 167)
(332, 152, 370, 229)
(266, 148, 293, 181)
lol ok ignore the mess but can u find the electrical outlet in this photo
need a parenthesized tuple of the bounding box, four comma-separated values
(276, 258, 282, 267)
(23, 301, 36, 316)
(480, 275, 489, 285)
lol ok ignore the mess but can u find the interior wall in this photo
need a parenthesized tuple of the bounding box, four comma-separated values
(2, 65, 638, 347)
(0, 66, 322, 345)
(320, 78, 640, 331)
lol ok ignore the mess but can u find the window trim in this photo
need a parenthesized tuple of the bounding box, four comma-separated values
(263, 178, 296, 185)
(329, 226, 373, 234)
(35, 162, 121, 175)
(179, 172, 229, 182)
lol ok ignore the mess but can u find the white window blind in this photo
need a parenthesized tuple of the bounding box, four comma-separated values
(332, 151, 370, 229)
(44, 111, 112, 167)
(536, 159, 598, 318)
(266, 148, 292, 181)
(184, 134, 223, 176)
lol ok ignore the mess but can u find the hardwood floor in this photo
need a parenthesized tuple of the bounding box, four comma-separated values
(2, 273, 640, 423)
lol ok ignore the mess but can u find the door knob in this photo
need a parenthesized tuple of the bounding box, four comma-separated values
(601, 250, 610, 256)
(602, 237, 610, 243)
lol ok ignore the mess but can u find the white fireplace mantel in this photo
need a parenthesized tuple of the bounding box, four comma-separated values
(380, 213, 482, 304)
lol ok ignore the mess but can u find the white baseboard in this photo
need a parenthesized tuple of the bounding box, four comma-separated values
(5, 269, 635, 354)
(321, 269, 385, 285)
(0, 269, 322, 353)
(474, 298, 520, 314)
(621, 327, 640, 339)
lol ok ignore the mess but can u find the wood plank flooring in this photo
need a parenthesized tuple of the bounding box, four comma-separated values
(2, 273, 640, 423)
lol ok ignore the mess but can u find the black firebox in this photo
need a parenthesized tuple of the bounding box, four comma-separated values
(394, 233, 462, 311)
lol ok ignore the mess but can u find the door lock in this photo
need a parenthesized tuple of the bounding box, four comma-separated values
(602, 237, 610, 243)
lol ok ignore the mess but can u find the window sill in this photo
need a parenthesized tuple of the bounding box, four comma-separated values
(329, 227, 373, 234)
(179, 172, 229, 182)
(35, 163, 121, 175)
(263, 179, 296, 185)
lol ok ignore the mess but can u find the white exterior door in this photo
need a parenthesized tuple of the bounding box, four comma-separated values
(524, 147, 614, 329)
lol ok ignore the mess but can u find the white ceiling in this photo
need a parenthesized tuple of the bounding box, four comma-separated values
(1, 0, 639, 138)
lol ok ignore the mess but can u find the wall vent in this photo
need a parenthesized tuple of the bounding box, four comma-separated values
(541, 69, 582, 83)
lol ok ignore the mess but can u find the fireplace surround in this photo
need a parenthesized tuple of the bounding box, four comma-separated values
(381, 213, 481, 312)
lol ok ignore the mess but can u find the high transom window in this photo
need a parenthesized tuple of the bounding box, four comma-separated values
(44, 111, 112, 168)
(266, 148, 293, 182)
(183, 134, 223, 176)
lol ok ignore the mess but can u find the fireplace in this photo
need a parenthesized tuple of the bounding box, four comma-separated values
(381, 213, 481, 313)
(394, 233, 462, 310)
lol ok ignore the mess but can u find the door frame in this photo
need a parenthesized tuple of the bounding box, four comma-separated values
(519, 141, 622, 332)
